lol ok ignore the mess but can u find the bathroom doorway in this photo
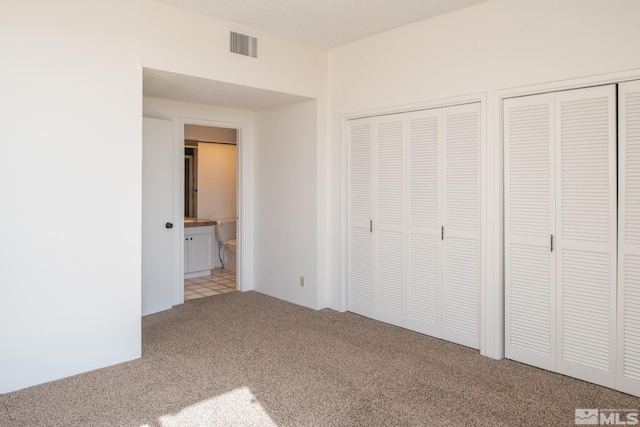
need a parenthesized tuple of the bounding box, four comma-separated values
(182, 123, 239, 301)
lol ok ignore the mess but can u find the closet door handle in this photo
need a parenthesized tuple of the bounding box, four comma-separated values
(441, 226, 444, 240)
(550, 234, 554, 252)
(370, 219, 373, 233)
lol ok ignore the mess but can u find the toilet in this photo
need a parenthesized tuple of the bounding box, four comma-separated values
(214, 218, 237, 272)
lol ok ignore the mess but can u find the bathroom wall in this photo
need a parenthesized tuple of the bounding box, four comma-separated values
(197, 142, 237, 269)
(197, 143, 237, 222)
(185, 123, 238, 223)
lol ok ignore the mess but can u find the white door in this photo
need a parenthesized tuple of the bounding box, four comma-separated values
(142, 117, 175, 316)
(441, 103, 481, 349)
(504, 85, 618, 390)
(374, 113, 406, 327)
(504, 93, 556, 371)
(406, 109, 442, 337)
(617, 80, 640, 396)
(555, 85, 617, 388)
(347, 118, 374, 318)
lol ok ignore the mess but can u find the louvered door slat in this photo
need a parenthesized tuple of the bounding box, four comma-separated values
(618, 80, 640, 397)
(349, 227, 372, 308)
(561, 249, 612, 370)
(442, 103, 480, 349)
(347, 118, 374, 317)
(374, 114, 405, 326)
(504, 93, 556, 371)
(406, 109, 441, 336)
(556, 85, 617, 389)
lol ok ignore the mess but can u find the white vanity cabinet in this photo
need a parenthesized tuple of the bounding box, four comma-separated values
(184, 225, 214, 278)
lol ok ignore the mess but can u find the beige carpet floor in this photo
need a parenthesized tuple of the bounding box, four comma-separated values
(1, 291, 638, 426)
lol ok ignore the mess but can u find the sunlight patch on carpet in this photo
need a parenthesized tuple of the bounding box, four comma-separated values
(156, 387, 277, 427)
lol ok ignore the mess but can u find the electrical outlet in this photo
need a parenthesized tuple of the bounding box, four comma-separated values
(299, 276, 304, 287)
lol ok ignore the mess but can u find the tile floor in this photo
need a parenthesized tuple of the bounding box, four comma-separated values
(184, 269, 236, 300)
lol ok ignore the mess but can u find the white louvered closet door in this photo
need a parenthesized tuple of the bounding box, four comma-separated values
(406, 109, 442, 337)
(441, 103, 480, 349)
(374, 114, 406, 327)
(504, 93, 556, 371)
(555, 85, 617, 389)
(618, 80, 640, 396)
(347, 118, 374, 318)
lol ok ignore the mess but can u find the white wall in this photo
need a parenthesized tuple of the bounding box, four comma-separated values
(255, 100, 318, 309)
(327, 0, 640, 357)
(0, 0, 142, 393)
(141, 0, 327, 99)
(143, 97, 254, 290)
(143, 98, 254, 139)
(329, 0, 640, 113)
(197, 143, 238, 222)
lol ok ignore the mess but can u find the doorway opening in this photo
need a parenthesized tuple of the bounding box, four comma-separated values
(183, 123, 239, 301)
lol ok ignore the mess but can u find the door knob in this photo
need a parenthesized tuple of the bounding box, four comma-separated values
(165, 222, 174, 229)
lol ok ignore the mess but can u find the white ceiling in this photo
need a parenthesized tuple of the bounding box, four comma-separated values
(154, 0, 490, 48)
(143, 68, 312, 111)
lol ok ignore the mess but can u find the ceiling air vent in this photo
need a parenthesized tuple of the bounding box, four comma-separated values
(230, 31, 258, 58)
